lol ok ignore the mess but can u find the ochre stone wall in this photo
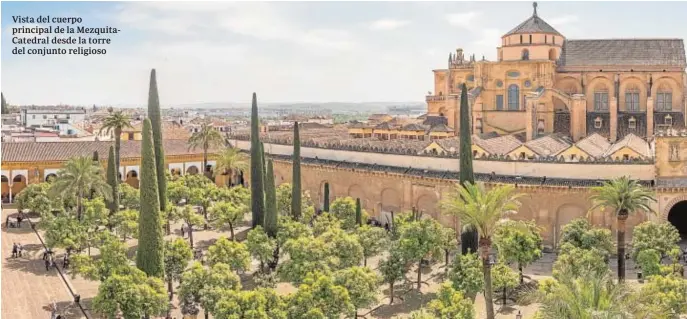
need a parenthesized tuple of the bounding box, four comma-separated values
(267, 159, 657, 247)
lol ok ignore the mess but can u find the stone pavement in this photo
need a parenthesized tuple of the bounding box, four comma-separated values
(1, 208, 85, 319)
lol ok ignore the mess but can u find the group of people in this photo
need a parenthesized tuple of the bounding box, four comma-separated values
(11, 242, 23, 258)
(5, 212, 25, 228)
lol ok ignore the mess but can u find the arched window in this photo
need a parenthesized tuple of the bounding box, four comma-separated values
(625, 85, 640, 112)
(549, 48, 556, 61)
(665, 115, 673, 126)
(594, 117, 603, 129)
(521, 49, 529, 60)
(545, 35, 548, 44)
(520, 35, 523, 43)
(508, 84, 520, 110)
(657, 85, 672, 111)
(529, 34, 532, 43)
(594, 86, 609, 111)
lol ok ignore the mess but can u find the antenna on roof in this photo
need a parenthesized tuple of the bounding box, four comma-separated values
(533, 2, 538, 16)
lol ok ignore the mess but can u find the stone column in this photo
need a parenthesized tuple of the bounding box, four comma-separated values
(525, 99, 536, 141)
(571, 94, 587, 142)
(647, 97, 654, 138)
(610, 97, 618, 142)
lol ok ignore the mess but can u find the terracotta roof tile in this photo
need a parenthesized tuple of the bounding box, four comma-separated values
(2, 140, 220, 162)
(603, 133, 651, 158)
(524, 134, 572, 156)
(575, 133, 611, 158)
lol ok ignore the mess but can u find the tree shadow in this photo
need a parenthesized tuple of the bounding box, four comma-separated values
(43, 299, 89, 319)
(2, 224, 36, 234)
(368, 290, 437, 318)
(3, 256, 63, 277)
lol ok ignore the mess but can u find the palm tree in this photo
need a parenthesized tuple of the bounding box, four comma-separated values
(188, 121, 225, 177)
(590, 176, 654, 281)
(213, 146, 248, 187)
(49, 156, 112, 221)
(99, 111, 133, 174)
(527, 269, 641, 318)
(440, 182, 521, 319)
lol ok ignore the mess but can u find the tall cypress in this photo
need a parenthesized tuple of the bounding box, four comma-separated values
(264, 160, 278, 238)
(323, 183, 330, 212)
(291, 122, 302, 220)
(148, 69, 167, 213)
(355, 198, 362, 227)
(1, 93, 7, 114)
(458, 82, 478, 255)
(260, 142, 266, 190)
(135, 119, 165, 278)
(250, 93, 265, 229)
(106, 146, 119, 228)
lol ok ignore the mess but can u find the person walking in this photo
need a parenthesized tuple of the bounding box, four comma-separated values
(180, 224, 186, 238)
(17, 243, 23, 257)
(45, 258, 51, 271)
(11, 243, 17, 258)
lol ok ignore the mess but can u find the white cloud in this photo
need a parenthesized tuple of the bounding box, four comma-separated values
(548, 15, 579, 26)
(445, 12, 481, 30)
(369, 19, 410, 31)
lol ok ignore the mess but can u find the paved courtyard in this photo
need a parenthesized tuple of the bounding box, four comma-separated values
(1, 208, 85, 319)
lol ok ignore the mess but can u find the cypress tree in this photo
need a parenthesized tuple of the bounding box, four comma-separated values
(291, 122, 302, 220)
(135, 119, 165, 278)
(323, 183, 330, 212)
(250, 93, 265, 229)
(264, 160, 278, 238)
(260, 142, 266, 189)
(106, 146, 119, 228)
(355, 198, 362, 227)
(148, 69, 168, 214)
(458, 82, 478, 255)
(1, 93, 7, 114)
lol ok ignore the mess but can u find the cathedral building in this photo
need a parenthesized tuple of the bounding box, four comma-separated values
(427, 2, 686, 143)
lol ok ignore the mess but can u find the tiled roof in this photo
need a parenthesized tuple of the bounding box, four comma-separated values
(504, 10, 561, 36)
(525, 134, 572, 156)
(603, 133, 651, 158)
(575, 133, 611, 158)
(2, 140, 220, 162)
(434, 138, 461, 153)
(558, 39, 686, 67)
(375, 122, 394, 130)
(266, 153, 653, 188)
(422, 116, 448, 127)
(473, 134, 523, 155)
(428, 124, 453, 133)
(347, 121, 368, 129)
(402, 123, 427, 131)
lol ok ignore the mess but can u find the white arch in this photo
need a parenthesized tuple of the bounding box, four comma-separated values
(11, 170, 28, 185)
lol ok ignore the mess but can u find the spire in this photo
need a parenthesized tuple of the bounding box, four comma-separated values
(533, 2, 538, 16)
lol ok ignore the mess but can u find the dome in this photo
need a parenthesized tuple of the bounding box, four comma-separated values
(503, 2, 561, 37)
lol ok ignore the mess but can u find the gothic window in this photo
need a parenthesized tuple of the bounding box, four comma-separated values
(594, 89, 609, 111)
(665, 115, 673, 126)
(594, 117, 603, 129)
(656, 86, 672, 111)
(496, 95, 504, 110)
(628, 117, 637, 129)
(625, 85, 640, 111)
(522, 49, 529, 60)
(508, 85, 520, 110)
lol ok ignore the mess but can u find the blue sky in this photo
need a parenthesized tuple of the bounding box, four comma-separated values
(2, 1, 687, 106)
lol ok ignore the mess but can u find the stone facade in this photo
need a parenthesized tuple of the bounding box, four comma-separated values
(427, 3, 686, 143)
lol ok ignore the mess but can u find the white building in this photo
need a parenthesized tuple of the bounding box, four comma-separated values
(20, 109, 87, 128)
